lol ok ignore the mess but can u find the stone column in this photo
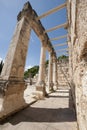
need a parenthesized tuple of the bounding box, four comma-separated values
(0, 16, 31, 118)
(53, 56, 58, 90)
(36, 45, 47, 99)
(48, 52, 54, 92)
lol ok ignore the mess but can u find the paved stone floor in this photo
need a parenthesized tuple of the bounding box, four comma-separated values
(0, 86, 77, 130)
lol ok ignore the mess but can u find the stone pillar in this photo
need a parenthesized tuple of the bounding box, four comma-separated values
(0, 16, 31, 118)
(35, 45, 47, 99)
(53, 56, 58, 90)
(48, 52, 54, 92)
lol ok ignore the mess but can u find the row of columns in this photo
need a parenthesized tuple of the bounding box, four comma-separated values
(36, 45, 58, 98)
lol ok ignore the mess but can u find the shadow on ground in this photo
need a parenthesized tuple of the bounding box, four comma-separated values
(0, 89, 77, 126)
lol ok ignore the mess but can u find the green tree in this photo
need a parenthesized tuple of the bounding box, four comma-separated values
(24, 59, 50, 79)
(45, 60, 49, 68)
(24, 66, 39, 79)
(58, 55, 69, 62)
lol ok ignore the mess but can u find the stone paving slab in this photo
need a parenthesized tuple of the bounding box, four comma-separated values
(0, 87, 77, 130)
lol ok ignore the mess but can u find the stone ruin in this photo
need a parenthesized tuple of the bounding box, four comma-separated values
(67, 0, 87, 129)
(0, 1, 58, 119)
(0, 0, 87, 130)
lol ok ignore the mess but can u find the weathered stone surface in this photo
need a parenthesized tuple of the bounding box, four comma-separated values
(1, 17, 31, 80)
(0, 15, 31, 118)
(53, 56, 58, 90)
(48, 53, 54, 92)
(0, 80, 27, 119)
(67, 0, 87, 129)
(35, 46, 47, 98)
(57, 61, 70, 88)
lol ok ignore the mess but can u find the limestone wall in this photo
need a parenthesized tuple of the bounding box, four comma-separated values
(57, 61, 70, 88)
(33, 60, 70, 89)
(67, 0, 87, 129)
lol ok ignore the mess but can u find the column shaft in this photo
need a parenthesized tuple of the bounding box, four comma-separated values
(53, 58, 58, 90)
(38, 45, 46, 82)
(48, 53, 54, 92)
(36, 45, 47, 98)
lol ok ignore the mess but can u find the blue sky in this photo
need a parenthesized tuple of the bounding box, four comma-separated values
(0, 0, 67, 69)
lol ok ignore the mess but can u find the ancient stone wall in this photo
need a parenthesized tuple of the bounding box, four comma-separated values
(67, 0, 87, 129)
(33, 60, 70, 89)
(57, 60, 70, 88)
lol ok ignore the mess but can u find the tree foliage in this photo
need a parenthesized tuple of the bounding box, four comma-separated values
(45, 60, 49, 68)
(24, 66, 39, 79)
(58, 55, 69, 62)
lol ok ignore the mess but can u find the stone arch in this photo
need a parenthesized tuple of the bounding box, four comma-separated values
(1, 2, 56, 80)
(0, 1, 57, 118)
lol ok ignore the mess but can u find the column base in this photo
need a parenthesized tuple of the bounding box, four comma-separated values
(48, 82, 54, 93)
(53, 81, 58, 90)
(34, 81, 47, 99)
(0, 80, 27, 119)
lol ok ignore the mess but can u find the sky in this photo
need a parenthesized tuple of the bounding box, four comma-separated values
(0, 0, 67, 69)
